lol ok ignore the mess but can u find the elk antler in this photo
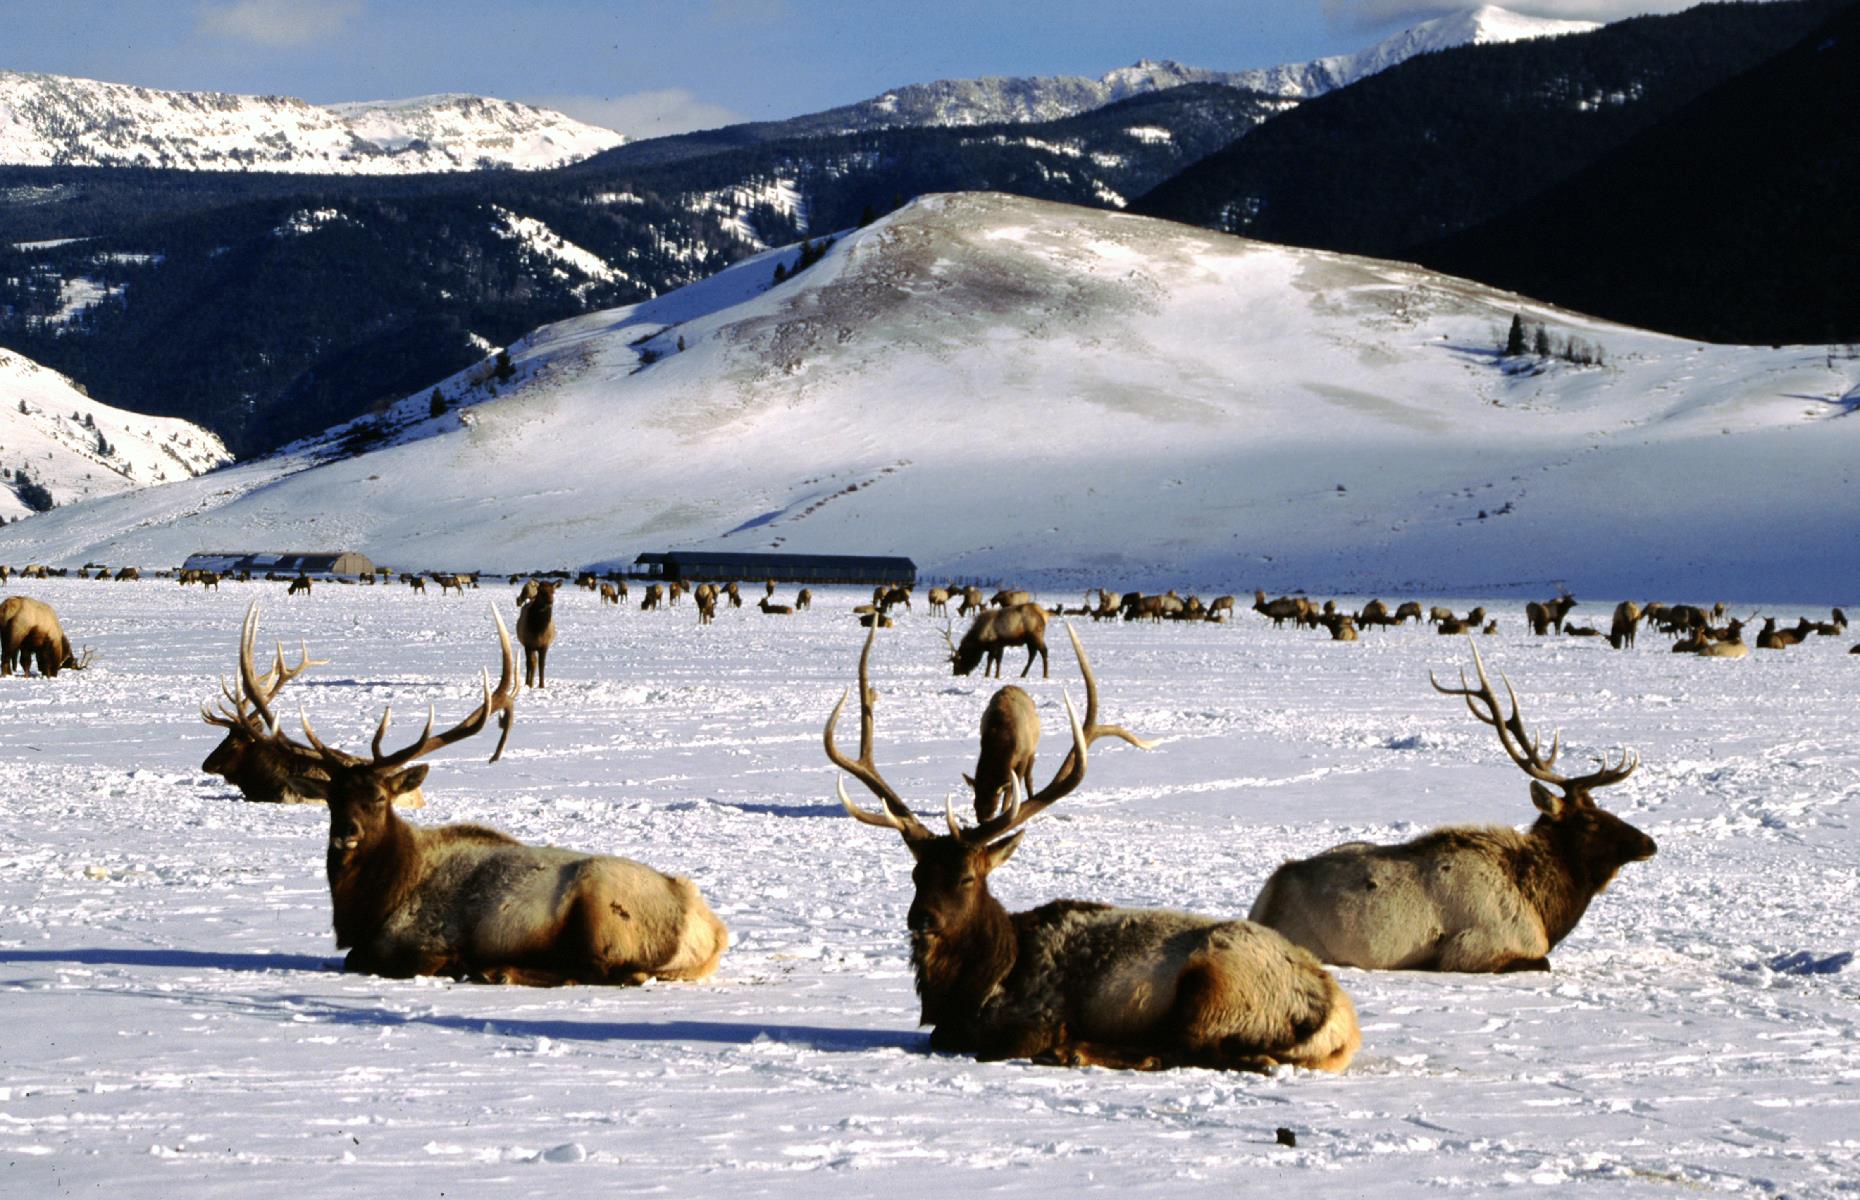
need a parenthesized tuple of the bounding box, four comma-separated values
(1430, 636, 1636, 805)
(332, 605, 519, 768)
(826, 624, 932, 843)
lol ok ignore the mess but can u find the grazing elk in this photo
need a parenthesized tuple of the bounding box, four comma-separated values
(1253, 641, 1654, 972)
(957, 586, 986, 617)
(828, 626, 1356, 1071)
(796, 588, 812, 611)
(964, 624, 1155, 821)
(1356, 599, 1395, 630)
(115, 567, 140, 582)
(640, 583, 664, 611)
(226, 604, 726, 985)
(287, 574, 313, 597)
(516, 582, 557, 686)
(948, 604, 1048, 678)
(1608, 601, 1642, 649)
(723, 581, 740, 607)
(1208, 595, 1237, 621)
(877, 586, 912, 613)
(1393, 601, 1424, 625)
(600, 583, 620, 606)
(1, 596, 95, 677)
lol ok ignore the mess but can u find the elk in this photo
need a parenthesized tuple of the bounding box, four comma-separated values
(600, 583, 620, 606)
(696, 586, 718, 625)
(287, 574, 312, 597)
(796, 588, 813, 610)
(640, 583, 664, 611)
(1608, 601, 1642, 649)
(1250, 640, 1655, 972)
(517, 582, 557, 686)
(1393, 601, 1424, 625)
(201, 639, 426, 808)
(1, 596, 95, 677)
(435, 573, 466, 596)
(225, 604, 726, 985)
(1755, 617, 1805, 650)
(1694, 619, 1750, 658)
(964, 625, 1155, 821)
(1427, 605, 1455, 626)
(115, 566, 140, 582)
(957, 586, 986, 617)
(828, 625, 1356, 1071)
(948, 603, 1048, 678)
(1318, 612, 1358, 641)
(1525, 592, 1578, 636)
(991, 588, 1031, 609)
(759, 596, 794, 615)
(1356, 599, 1395, 630)
(927, 587, 950, 616)
(877, 585, 912, 613)
(516, 578, 542, 605)
(723, 581, 740, 607)
(1252, 590, 1306, 628)
(1208, 595, 1236, 621)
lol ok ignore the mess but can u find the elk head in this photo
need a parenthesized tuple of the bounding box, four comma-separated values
(201, 635, 329, 801)
(222, 604, 515, 857)
(1431, 639, 1656, 885)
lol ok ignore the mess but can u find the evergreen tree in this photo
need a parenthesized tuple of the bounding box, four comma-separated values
(1533, 324, 1552, 357)
(430, 388, 447, 418)
(493, 350, 515, 382)
(1505, 314, 1526, 357)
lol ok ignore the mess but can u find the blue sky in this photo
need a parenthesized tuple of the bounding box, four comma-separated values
(3, 0, 1711, 137)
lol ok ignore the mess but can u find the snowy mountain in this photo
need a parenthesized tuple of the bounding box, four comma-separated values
(801, 6, 1597, 132)
(1, 193, 1854, 596)
(0, 71, 624, 173)
(0, 347, 230, 522)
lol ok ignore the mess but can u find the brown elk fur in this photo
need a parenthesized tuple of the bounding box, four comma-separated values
(287, 575, 312, 596)
(832, 625, 1350, 1072)
(957, 587, 986, 617)
(1, 596, 94, 677)
(1608, 601, 1642, 649)
(225, 604, 726, 986)
(927, 587, 950, 616)
(950, 604, 1048, 678)
(1251, 640, 1655, 972)
(966, 687, 1039, 821)
(640, 584, 663, 611)
(796, 588, 812, 610)
(600, 583, 620, 605)
(516, 582, 557, 687)
(1252, 590, 1306, 628)
(1526, 592, 1578, 636)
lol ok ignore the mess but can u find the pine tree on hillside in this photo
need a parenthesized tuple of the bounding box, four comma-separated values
(1505, 314, 1526, 357)
(430, 388, 447, 418)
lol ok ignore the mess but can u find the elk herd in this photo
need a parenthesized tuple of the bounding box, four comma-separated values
(2, 565, 1853, 1078)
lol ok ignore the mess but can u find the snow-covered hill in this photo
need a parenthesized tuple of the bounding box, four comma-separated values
(2, 192, 1855, 597)
(812, 6, 1598, 131)
(0, 72, 623, 173)
(0, 348, 230, 522)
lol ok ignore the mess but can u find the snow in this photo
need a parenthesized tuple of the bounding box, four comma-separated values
(0, 72, 623, 174)
(0, 348, 231, 520)
(490, 207, 622, 294)
(4, 193, 1855, 602)
(0, 578, 1855, 1195)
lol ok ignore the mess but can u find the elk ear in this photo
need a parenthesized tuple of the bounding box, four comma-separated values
(1529, 781, 1566, 818)
(387, 765, 429, 797)
(289, 775, 331, 802)
(985, 832, 1024, 868)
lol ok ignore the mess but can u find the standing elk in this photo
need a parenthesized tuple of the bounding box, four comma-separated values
(1253, 590, 1307, 628)
(696, 584, 718, 625)
(827, 625, 1357, 1072)
(287, 574, 313, 597)
(927, 587, 950, 616)
(1250, 640, 1655, 972)
(640, 584, 664, 611)
(600, 583, 620, 606)
(517, 582, 557, 686)
(991, 588, 1032, 609)
(115, 567, 140, 582)
(796, 588, 813, 611)
(1609, 601, 1642, 649)
(1525, 592, 1578, 636)
(223, 604, 726, 985)
(434, 574, 466, 596)
(1356, 600, 1395, 630)
(1, 596, 95, 676)
(964, 625, 1156, 821)
(957, 586, 986, 617)
(1394, 601, 1424, 625)
(877, 585, 912, 613)
(948, 603, 1048, 678)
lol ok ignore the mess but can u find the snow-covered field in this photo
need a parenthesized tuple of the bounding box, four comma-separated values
(3, 578, 1856, 1195)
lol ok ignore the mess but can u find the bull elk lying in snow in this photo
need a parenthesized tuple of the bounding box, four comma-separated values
(1250, 640, 1655, 972)
(827, 625, 1357, 1071)
(221, 604, 727, 985)
(0, 596, 95, 677)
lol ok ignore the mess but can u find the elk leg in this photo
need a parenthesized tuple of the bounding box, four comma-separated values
(523, 649, 537, 688)
(536, 647, 548, 689)
(1497, 956, 1551, 973)
(473, 964, 580, 987)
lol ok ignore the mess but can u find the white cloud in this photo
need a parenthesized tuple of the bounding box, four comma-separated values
(196, 0, 362, 48)
(531, 90, 746, 139)
(1322, 0, 1727, 32)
